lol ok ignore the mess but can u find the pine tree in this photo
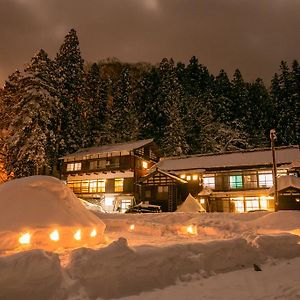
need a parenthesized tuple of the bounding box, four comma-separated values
(212, 69, 233, 124)
(82, 63, 108, 147)
(55, 28, 85, 154)
(4, 49, 61, 177)
(271, 61, 300, 145)
(104, 67, 139, 143)
(158, 58, 188, 156)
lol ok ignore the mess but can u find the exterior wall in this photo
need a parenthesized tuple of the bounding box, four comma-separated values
(62, 148, 157, 212)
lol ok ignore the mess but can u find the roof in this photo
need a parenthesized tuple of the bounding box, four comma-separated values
(269, 175, 300, 195)
(139, 168, 188, 184)
(157, 146, 300, 172)
(61, 139, 154, 160)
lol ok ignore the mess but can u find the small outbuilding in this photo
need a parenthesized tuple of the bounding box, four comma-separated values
(269, 175, 300, 210)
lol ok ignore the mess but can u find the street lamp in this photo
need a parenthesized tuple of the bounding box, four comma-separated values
(270, 129, 279, 211)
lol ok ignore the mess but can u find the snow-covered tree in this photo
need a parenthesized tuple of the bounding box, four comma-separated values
(103, 67, 139, 143)
(82, 63, 108, 147)
(158, 58, 188, 156)
(55, 28, 84, 154)
(4, 49, 61, 177)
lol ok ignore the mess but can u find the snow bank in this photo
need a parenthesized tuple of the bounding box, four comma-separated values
(66, 237, 261, 299)
(0, 249, 64, 300)
(0, 176, 105, 251)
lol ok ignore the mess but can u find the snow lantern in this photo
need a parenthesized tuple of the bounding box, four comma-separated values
(0, 176, 106, 251)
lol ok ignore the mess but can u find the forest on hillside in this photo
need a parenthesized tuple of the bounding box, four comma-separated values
(0, 29, 299, 178)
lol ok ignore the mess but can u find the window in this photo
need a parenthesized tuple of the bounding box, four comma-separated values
(145, 190, 151, 198)
(231, 197, 244, 213)
(180, 174, 186, 179)
(258, 173, 273, 187)
(203, 176, 215, 189)
(158, 186, 168, 193)
(186, 175, 191, 181)
(67, 162, 82, 171)
(97, 180, 105, 193)
(243, 173, 257, 189)
(89, 160, 106, 170)
(111, 157, 120, 168)
(142, 161, 148, 169)
(89, 180, 97, 193)
(192, 174, 198, 181)
(229, 175, 243, 189)
(245, 197, 259, 211)
(115, 178, 124, 192)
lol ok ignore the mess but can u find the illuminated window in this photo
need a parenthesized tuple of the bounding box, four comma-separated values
(231, 197, 244, 213)
(67, 162, 82, 171)
(260, 196, 268, 209)
(203, 176, 215, 189)
(243, 174, 257, 189)
(245, 197, 259, 212)
(142, 161, 148, 169)
(258, 173, 273, 187)
(192, 174, 198, 181)
(97, 180, 105, 192)
(186, 175, 191, 181)
(230, 175, 243, 189)
(180, 174, 186, 179)
(73, 181, 81, 193)
(115, 178, 124, 192)
(158, 186, 168, 193)
(89, 180, 97, 193)
(81, 180, 89, 193)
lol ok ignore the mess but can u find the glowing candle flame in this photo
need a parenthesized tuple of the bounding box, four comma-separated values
(49, 230, 59, 241)
(74, 229, 81, 241)
(186, 225, 197, 235)
(19, 232, 31, 245)
(90, 229, 97, 237)
(129, 224, 135, 231)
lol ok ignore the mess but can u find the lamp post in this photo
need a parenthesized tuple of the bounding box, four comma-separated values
(270, 129, 279, 211)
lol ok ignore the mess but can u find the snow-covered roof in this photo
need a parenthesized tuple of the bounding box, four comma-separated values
(157, 146, 300, 172)
(269, 175, 300, 195)
(61, 139, 154, 160)
(140, 168, 188, 184)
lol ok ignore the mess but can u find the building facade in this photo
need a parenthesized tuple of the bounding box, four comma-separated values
(152, 146, 300, 212)
(61, 139, 159, 212)
(62, 141, 300, 213)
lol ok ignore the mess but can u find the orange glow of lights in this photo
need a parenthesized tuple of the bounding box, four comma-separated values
(49, 230, 59, 241)
(129, 224, 135, 231)
(19, 232, 31, 245)
(90, 229, 97, 237)
(74, 229, 81, 241)
(186, 225, 197, 235)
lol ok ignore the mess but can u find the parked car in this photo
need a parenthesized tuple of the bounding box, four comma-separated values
(125, 203, 162, 213)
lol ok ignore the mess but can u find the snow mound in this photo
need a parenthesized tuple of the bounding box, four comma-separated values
(0, 176, 105, 251)
(176, 193, 206, 212)
(0, 249, 64, 300)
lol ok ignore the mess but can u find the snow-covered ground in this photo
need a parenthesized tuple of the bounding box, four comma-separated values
(1, 209, 300, 300)
(1, 177, 300, 300)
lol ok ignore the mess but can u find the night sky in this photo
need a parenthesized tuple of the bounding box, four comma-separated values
(1, 0, 300, 85)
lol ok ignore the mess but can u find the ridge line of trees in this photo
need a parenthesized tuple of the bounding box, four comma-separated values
(0, 29, 299, 178)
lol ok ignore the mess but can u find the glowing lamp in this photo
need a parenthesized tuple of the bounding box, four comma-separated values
(90, 229, 97, 237)
(74, 229, 81, 241)
(49, 230, 59, 241)
(186, 225, 197, 235)
(129, 224, 135, 231)
(19, 232, 31, 245)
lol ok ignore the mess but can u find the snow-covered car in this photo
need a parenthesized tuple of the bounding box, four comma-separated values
(125, 203, 162, 213)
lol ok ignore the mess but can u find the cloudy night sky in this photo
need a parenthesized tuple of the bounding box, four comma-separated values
(0, 0, 300, 85)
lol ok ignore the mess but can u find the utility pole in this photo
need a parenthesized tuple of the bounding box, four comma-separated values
(270, 129, 279, 211)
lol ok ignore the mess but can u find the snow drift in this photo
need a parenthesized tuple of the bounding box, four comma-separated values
(0, 176, 105, 251)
